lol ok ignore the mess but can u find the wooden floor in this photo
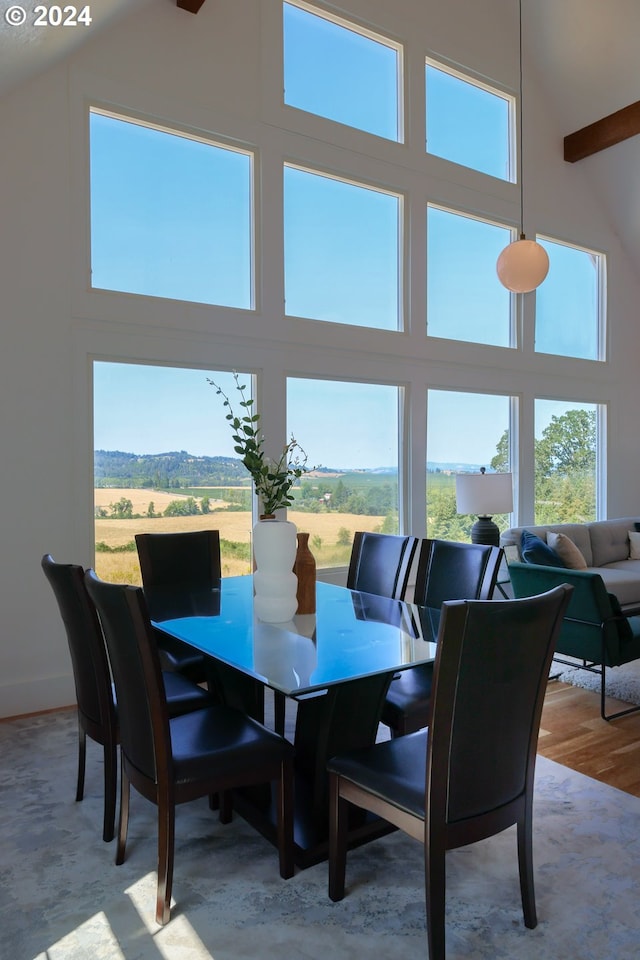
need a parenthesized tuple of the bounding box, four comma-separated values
(538, 677, 640, 797)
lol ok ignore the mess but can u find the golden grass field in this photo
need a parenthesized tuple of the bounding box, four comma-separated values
(94, 488, 386, 584)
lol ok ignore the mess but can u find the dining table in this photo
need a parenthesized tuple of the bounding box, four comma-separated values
(151, 575, 439, 868)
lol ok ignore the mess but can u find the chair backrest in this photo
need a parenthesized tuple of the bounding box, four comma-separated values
(414, 539, 502, 607)
(41, 554, 114, 730)
(135, 530, 221, 590)
(426, 585, 572, 835)
(508, 561, 631, 665)
(85, 570, 167, 785)
(346, 532, 419, 600)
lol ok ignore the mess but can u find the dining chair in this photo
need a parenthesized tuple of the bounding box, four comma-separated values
(136, 528, 269, 724)
(135, 530, 221, 682)
(346, 531, 419, 600)
(85, 568, 295, 925)
(327, 584, 573, 960)
(381, 539, 503, 736)
(41, 554, 213, 842)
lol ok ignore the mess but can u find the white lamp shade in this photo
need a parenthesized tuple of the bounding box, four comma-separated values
(456, 472, 513, 517)
(496, 239, 549, 293)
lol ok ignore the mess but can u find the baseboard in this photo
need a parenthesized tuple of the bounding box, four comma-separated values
(0, 672, 75, 721)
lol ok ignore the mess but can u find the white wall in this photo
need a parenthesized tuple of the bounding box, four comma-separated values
(2, 0, 640, 718)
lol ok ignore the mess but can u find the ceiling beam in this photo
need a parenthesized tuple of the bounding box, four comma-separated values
(564, 100, 640, 163)
(177, 0, 206, 12)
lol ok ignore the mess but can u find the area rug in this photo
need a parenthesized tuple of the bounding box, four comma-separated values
(2, 710, 640, 960)
(557, 657, 640, 705)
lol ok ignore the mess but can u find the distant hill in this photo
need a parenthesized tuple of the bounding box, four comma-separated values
(94, 450, 485, 488)
(94, 450, 251, 488)
(427, 462, 490, 474)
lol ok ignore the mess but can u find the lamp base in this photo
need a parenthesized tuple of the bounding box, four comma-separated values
(470, 516, 500, 547)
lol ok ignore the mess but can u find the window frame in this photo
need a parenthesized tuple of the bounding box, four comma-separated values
(283, 160, 405, 332)
(283, 0, 405, 143)
(426, 201, 516, 348)
(286, 373, 408, 540)
(425, 55, 515, 182)
(72, 0, 616, 567)
(89, 105, 257, 311)
(534, 234, 607, 362)
(533, 396, 605, 524)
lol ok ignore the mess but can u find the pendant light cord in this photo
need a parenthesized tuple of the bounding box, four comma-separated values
(518, 0, 525, 240)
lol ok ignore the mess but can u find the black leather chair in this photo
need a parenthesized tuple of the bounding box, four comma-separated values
(85, 569, 295, 924)
(347, 531, 419, 599)
(328, 585, 573, 960)
(381, 539, 503, 736)
(136, 528, 269, 724)
(41, 554, 212, 842)
(135, 530, 221, 682)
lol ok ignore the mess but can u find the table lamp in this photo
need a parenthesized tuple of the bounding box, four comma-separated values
(455, 468, 513, 547)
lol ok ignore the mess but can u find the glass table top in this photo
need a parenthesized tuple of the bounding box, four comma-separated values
(152, 576, 439, 697)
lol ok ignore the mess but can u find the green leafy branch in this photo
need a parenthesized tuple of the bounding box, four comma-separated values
(208, 372, 309, 516)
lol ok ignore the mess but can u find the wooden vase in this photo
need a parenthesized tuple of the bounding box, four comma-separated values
(294, 532, 316, 614)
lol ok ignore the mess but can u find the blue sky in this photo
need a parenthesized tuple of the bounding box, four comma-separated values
(94, 365, 404, 470)
(94, 362, 584, 470)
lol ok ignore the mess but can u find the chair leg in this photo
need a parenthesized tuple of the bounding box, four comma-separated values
(274, 691, 286, 736)
(424, 829, 446, 960)
(102, 737, 117, 843)
(156, 795, 176, 926)
(275, 757, 295, 879)
(218, 790, 233, 824)
(517, 810, 537, 928)
(328, 773, 348, 902)
(116, 760, 130, 866)
(76, 722, 86, 802)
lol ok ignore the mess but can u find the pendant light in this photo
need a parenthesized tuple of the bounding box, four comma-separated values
(496, 0, 549, 293)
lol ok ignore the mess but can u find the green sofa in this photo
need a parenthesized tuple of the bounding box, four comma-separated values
(508, 561, 640, 721)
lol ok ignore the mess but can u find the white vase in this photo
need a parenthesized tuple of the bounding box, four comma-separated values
(253, 518, 298, 623)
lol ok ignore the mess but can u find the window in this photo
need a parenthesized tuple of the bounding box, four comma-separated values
(427, 389, 512, 540)
(426, 61, 512, 180)
(283, 0, 401, 141)
(93, 362, 255, 583)
(84, 5, 610, 557)
(535, 238, 603, 361)
(534, 399, 599, 523)
(90, 110, 253, 308)
(284, 165, 400, 329)
(427, 206, 512, 346)
(287, 377, 401, 567)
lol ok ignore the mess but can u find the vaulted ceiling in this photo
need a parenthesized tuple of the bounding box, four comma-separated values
(2, 0, 638, 269)
(527, 0, 640, 270)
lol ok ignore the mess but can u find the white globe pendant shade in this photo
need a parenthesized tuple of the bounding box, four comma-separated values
(496, 237, 550, 293)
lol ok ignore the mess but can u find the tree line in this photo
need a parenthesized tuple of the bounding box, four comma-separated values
(96, 409, 595, 536)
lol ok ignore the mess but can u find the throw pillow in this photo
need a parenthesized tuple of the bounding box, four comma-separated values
(547, 531, 588, 569)
(628, 530, 640, 560)
(520, 530, 565, 568)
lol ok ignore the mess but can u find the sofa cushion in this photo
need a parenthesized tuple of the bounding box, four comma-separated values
(629, 531, 640, 560)
(520, 530, 565, 568)
(547, 531, 588, 569)
(587, 517, 640, 566)
(592, 565, 640, 607)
